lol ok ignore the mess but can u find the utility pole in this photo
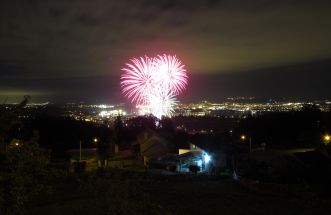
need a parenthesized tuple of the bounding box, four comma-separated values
(249, 136, 252, 153)
(79, 140, 82, 161)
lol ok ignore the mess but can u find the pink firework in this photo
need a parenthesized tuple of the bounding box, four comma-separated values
(120, 54, 188, 118)
(154, 54, 188, 95)
(120, 56, 154, 104)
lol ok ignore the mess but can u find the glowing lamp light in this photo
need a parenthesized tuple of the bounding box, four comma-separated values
(324, 134, 331, 145)
(197, 160, 203, 167)
(204, 153, 211, 163)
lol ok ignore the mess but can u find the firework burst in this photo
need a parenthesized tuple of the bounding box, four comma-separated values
(121, 54, 188, 118)
(154, 54, 188, 95)
(120, 56, 154, 105)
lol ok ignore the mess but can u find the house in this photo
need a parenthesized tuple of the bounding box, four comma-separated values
(134, 129, 173, 165)
(147, 142, 214, 173)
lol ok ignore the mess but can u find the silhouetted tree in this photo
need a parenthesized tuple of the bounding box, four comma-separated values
(127, 115, 157, 132)
(235, 107, 325, 148)
(159, 117, 175, 134)
(0, 131, 52, 214)
(112, 116, 129, 149)
(0, 96, 30, 152)
(173, 129, 189, 150)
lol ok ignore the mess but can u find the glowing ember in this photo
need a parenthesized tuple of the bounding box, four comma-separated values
(121, 54, 188, 118)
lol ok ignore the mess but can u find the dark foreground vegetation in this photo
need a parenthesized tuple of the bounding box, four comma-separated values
(1, 99, 331, 214)
(4, 169, 331, 215)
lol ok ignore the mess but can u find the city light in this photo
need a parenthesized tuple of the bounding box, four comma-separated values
(99, 109, 126, 118)
(59, 100, 331, 122)
(93, 138, 98, 143)
(240, 135, 246, 140)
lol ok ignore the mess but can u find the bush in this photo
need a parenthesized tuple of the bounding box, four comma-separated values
(0, 132, 52, 214)
(73, 161, 86, 173)
(80, 171, 172, 215)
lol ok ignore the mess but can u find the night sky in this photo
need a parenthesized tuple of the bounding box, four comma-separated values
(1, 0, 331, 103)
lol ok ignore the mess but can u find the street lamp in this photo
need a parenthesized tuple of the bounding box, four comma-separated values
(14, 140, 21, 147)
(93, 137, 98, 144)
(240, 134, 252, 153)
(14, 140, 22, 152)
(79, 140, 82, 161)
(323, 134, 331, 145)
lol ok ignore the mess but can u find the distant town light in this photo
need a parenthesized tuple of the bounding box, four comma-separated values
(99, 110, 108, 117)
(99, 109, 126, 118)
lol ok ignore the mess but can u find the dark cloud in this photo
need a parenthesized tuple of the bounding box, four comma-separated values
(0, 61, 30, 78)
(0, 0, 331, 102)
(48, 7, 65, 18)
(141, 0, 225, 12)
(74, 14, 101, 26)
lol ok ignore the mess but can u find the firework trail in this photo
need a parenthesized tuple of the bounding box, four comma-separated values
(121, 54, 187, 118)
